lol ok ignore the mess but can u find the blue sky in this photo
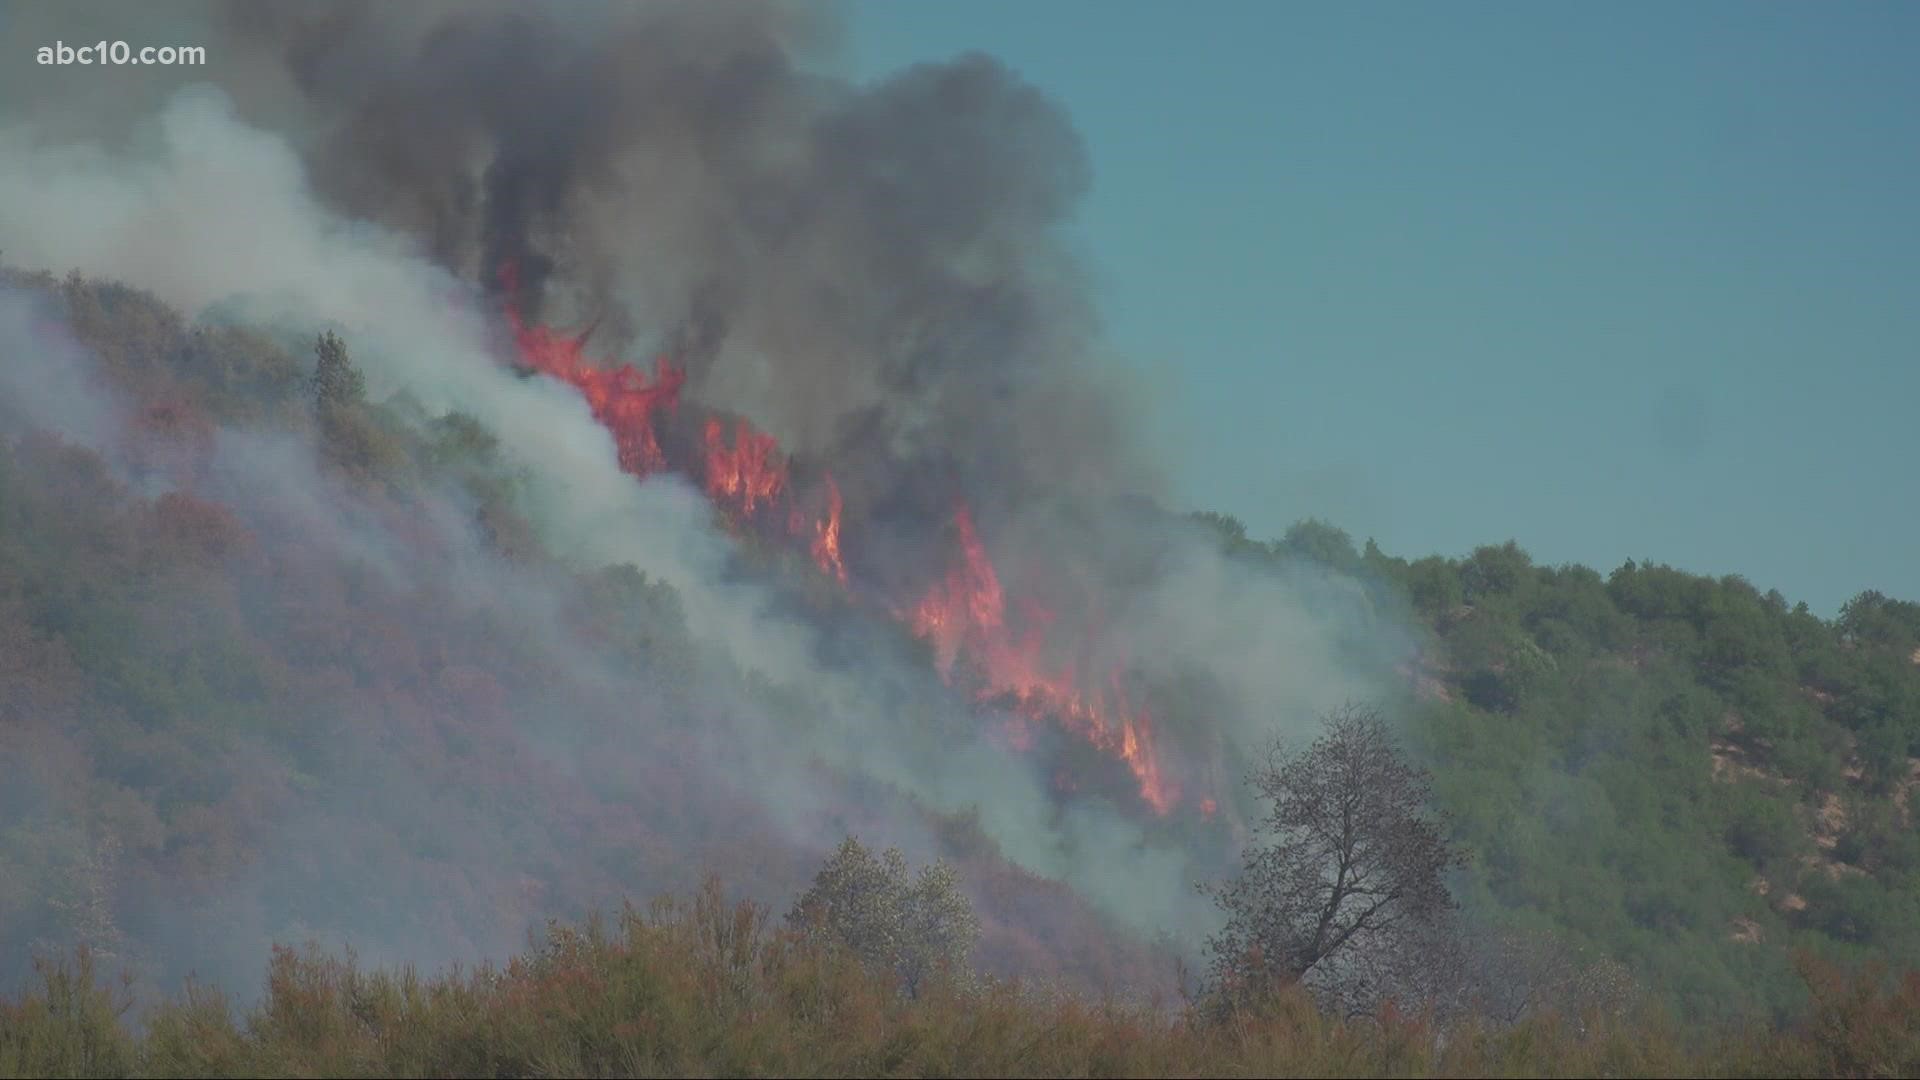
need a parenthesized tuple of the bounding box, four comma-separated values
(845, 2, 1918, 615)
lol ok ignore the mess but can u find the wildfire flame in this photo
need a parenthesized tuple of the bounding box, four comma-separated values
(502, 276, 685, 477)
(703, 418, 785, 515)
(810, 475, 847, 586)
(909, 508, 1176, 813)
(498, 265, 1179, 814)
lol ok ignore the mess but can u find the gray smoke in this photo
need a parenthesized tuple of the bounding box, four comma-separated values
(0, 0, 1408, 996)
(0, 81, 1216, 973)
(200, 0, 1157, 543)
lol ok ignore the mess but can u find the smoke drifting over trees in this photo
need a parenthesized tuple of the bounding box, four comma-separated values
(12, 0, 1911, 1041)
(0, 0, 1397, 1006)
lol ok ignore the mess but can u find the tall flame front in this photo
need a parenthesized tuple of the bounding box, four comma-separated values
(501, 271, 1177, 814)
(504, 294, 685, 477)
(910, 507, 1176, 813)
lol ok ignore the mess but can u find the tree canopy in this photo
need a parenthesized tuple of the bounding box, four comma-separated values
(1205, 704, 1464, 1009)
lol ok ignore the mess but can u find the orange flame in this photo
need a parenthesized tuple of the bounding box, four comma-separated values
(503, 287, 684, 476)
(910, 507, 1177, 813)
(499, 266, 1180, 815)
(703, 418, 786, 516)
(910, 505, 1001, 676)
(810, 475, 848, 585)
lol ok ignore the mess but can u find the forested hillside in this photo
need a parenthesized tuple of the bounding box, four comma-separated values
(1193, 512, 1920, 1022)
(5, 263, 1917, 1040)
(0, 266, 1182, 1002)
(5, 4, 1915, 1073)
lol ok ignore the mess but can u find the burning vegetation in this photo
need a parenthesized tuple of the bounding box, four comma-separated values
(500, 264, 1183, 815)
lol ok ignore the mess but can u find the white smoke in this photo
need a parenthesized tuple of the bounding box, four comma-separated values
(0, 86, 1214, 935)
(0, 80, 1405, 981)
(0, 86, 830, 683)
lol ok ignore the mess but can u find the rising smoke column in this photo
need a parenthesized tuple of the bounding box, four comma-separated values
(0, 0, 1408, 984)
(211, 0, 1192, 808)
(214, 0, 1157, 533)
(495, 263, 1179, 812)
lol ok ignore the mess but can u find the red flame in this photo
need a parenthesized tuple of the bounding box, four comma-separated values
(504, 293, 684, 477)
(498, 264, 1180, 815)
(703, 418, 785, 516)
(910, 506, 1001, 677)
(910, 507, 1177, 814)
(810, 475, 848, 586)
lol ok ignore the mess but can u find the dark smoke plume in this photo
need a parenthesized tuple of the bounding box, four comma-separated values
(0, 0, 1400, 999)
(217, 0, 1154, 546)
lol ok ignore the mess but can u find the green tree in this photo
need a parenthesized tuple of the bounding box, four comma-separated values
(1280, 518, 1360, 572)
(1191, 511, 1262, 559)
(1403, 556, 1464, 620)
(310, 331, 365, 414)
(307, 332, 405, 477)
(1839, 590, 1920, 651)
(787, 837, 979, 997)
(1460, 541, 1534, 606)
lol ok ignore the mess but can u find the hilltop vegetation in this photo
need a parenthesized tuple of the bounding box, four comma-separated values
(0, 267, 1178, 1001)
(1193, 512, 1920, 1022)
(3, 266, 1920, 1072)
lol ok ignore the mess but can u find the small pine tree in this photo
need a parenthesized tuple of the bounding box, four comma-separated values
(311, 331, 365, 414)
(308, 332, 406, 477)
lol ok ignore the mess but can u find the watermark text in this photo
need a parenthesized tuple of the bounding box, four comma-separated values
(37, 41, 207, 67)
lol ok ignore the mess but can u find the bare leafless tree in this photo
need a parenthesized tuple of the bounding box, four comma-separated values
(1203, 703, 1466, 1008)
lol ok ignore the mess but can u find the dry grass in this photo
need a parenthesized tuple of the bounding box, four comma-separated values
(4, 879, 1915, 1078)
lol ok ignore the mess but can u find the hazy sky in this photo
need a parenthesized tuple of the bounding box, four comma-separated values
(848, 2, 1918, 615)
